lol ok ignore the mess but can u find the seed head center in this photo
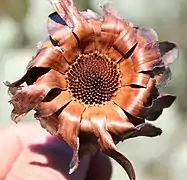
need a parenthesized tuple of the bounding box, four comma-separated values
(66, 51, 120, 105)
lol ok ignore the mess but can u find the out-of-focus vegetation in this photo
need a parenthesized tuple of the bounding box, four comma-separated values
(0, 0, 186, 179)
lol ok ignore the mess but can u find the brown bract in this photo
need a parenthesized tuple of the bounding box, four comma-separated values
(6, 1, 178, 180)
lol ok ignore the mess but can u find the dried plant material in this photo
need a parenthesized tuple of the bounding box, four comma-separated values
(6, 1, 178, 179)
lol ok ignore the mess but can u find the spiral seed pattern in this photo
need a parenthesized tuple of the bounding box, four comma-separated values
(66, 51, 120, 105)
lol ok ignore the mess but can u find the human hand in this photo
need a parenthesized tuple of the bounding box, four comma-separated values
(0, 122, 112, 180)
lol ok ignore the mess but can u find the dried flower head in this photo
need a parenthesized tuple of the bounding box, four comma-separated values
(6, 0, 178, 179)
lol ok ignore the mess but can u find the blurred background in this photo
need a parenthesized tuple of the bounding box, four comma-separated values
(0, 0, 186, 179)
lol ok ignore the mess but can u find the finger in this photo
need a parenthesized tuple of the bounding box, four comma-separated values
(5, 138, 71, 180)
(3, 122, 51, 147)
(0, 126, 22, 179)
(0, 122, 91, 180)
(0, 122, 57, 179)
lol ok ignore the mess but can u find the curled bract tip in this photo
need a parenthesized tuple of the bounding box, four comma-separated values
(105, 149, 136, 180)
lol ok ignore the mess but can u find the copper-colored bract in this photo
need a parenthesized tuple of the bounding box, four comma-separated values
(6, 1, 178, 179)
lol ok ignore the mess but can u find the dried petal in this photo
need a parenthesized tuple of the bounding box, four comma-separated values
(57, 101, 85, 173)
(81, 9, 100, 20)
(47, 12, 66, 34)
(156, 67, 172, 88)
(122, 123, 162, 140)
(132, 43, 161, 72)
(27, 47, 69, 74)
(159, 41, 179, 66)
(36, 91, 71, 117)
(113, 78, 157, 118)
(147, 94, 176, 121)
(135, 27, 158, 43)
